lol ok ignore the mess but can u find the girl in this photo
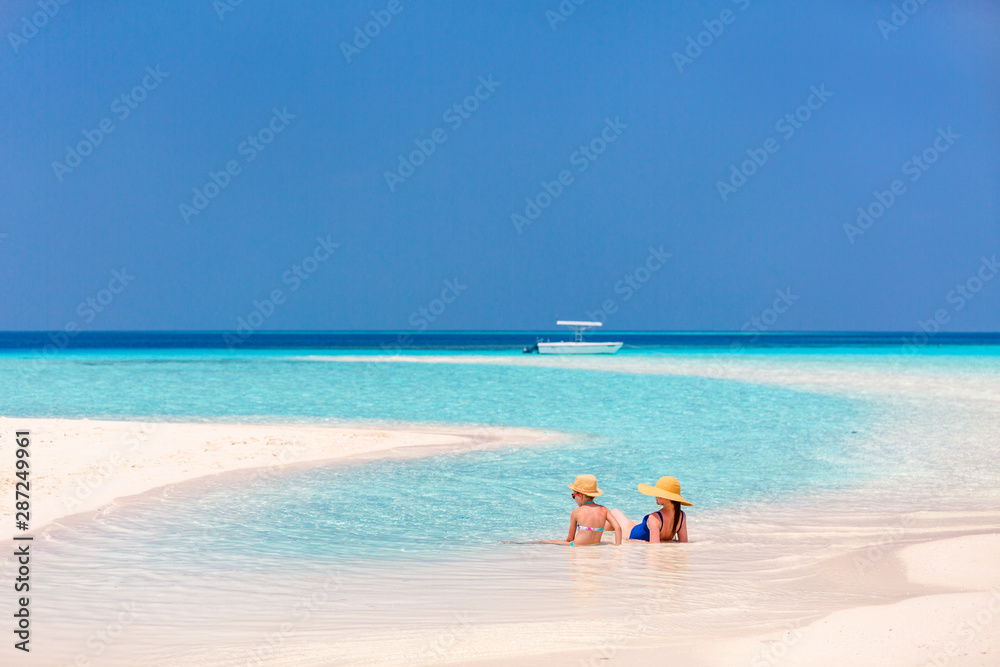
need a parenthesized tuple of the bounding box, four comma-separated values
(540, 474, 622, 546)
(609, 476, 690, 543)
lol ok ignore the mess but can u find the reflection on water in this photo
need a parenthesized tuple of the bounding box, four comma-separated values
(22, 502, 1000, 666)
(563, 542, 691, 614)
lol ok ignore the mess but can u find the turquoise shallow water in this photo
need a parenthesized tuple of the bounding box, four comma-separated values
(2, 349, 876, 556)
(4, 347, 1000, 664)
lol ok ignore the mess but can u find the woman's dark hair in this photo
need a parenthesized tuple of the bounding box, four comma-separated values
(668, 500, 682, 538)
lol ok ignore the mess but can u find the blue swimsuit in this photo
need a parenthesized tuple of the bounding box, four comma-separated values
(629, 510, 684, 541)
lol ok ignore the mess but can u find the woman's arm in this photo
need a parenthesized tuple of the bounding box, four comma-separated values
(676, 512, 688, 543)
(647, 514, 663, 544)
(605, 509, 622, 545)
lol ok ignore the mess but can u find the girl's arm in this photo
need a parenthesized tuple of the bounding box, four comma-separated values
(513, 512, 578, 546)
(676, 512, 688, 543)
(565, 513, 578, 543)
(646, 514, 663, 544)
(605, 509, 622, 545)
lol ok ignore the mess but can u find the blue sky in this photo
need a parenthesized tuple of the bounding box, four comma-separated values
(1, 0, 997, 331)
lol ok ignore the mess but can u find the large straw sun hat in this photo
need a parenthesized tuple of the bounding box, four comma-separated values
(637, 476, 692, 506)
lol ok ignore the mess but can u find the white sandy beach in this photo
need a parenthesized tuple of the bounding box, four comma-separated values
(449, 534, 999, 667)
(0, 417, 561, 531)
(567, 533, 1000, 667)
(3, 414, 998, 666)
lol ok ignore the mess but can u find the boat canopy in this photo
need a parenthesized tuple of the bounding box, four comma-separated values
(555, 320, 603, 327)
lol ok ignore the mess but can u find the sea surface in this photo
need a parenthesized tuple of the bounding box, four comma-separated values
(1, 334, 999, 665)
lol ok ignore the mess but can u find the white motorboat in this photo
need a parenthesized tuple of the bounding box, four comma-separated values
(527, 321, 623, 354)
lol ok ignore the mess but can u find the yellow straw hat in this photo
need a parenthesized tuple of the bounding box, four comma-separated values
(637, 476, 692, 506)
(568, 474, 603, 497)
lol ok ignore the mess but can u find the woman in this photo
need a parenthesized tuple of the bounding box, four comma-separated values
(609, 476, 690, 543)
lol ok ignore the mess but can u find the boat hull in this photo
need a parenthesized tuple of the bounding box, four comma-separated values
(536, 342, 622, 354)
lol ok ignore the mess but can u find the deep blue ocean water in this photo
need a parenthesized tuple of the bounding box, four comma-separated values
(3, 330, 999, 350)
